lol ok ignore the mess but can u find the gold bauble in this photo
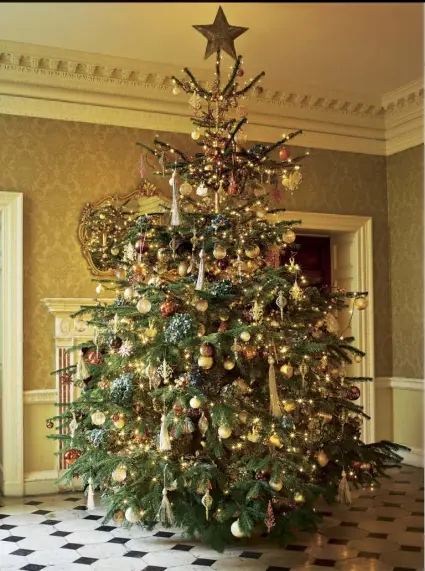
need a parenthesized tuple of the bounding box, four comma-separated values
(231, 342, 242, 352)
(231, 519, 247, 538)
(189, 396, 201, 409)
(282, 229, 296, 244)
(247, 430, 260, 443)
(269, 479, 283, 491)
(196, 299, 209, 312)
(213, 246, 227, 260)
(245, 245, 260, 259)
(256, 208, 266, 219)
(111, 246, 120, 256)
(145, 326, 157, 339)
(270, 320, 280, 328)
(269, 434, 283, 447)
(113, 510, 125, 523)
(124, 287, 134, 300)
(223, 358, 236, 371)
(354, 297, 369, 310)
(354, 354, 363, 363)
(179, 182, 193, 197)
(283, 401, 296, 413)
(116, 269, 126, 280)
(112, 466, 127, 482)
(218, 309, 230, 321)
(178, 262, 189, 277)
(157, 248, 171, 262)
(316, 451, 329, 467)
(136, 298, 151, 314)
(294, 493, 305, 503)
(218, 425, 232, 439)
(113, 417, 125, 429)
(240, 331, 251, 342)
(198, 355, 214, 369)
(239, 411, 248, 424)
(280, 364, 294, 377)
(191, 129, 201, 140)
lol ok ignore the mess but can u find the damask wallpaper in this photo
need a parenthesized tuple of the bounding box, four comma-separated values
(387, 144, 424, 379)
(0, 114, 392, 392)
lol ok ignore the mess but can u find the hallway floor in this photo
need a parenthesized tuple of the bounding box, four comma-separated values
(0, 466, 423, 571)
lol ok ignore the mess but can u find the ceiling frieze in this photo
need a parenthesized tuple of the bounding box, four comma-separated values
(0, 42, 423, 155)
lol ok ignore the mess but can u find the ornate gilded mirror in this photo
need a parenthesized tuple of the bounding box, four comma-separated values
(78, 180, 170, 276)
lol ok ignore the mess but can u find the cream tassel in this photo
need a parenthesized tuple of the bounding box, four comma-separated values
(157, 488, 174, 526)
(170, 171, 180, 227)
(76, 351, 90, 382)
(87, 477, 95, 510)
(159, 414, 172, 451)
(337, 470, 351, 504)
(195, 249, 205, 291)
(268, 357, 283, 417)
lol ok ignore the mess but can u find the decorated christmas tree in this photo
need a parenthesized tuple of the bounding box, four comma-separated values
(48, 7, 406, 551)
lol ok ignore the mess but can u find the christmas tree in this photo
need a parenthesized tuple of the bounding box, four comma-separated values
(48, 7, 406, 552)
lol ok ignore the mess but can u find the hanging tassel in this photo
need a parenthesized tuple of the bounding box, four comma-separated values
(195, 249, 205, 291)
(214, 191, 220, 213)
(170, 171, 180, 227)
(76, 351, 90, 382)
(87, 477, 95, 510)
(337, 470, 352, 504)
(159, 414, 172, 451)
(157, 488, 175, 526)
(268, 357, 283, 417)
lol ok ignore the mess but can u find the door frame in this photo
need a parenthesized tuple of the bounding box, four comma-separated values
(270, 210, 375, 444)
(0, 191, 24, 496)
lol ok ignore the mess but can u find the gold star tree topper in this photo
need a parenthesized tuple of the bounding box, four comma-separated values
(193, 6, 248, 61)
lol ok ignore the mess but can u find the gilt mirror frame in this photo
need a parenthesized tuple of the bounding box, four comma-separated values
(78, 180, 170, 277)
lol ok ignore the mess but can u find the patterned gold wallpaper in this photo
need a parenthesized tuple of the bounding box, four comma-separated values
(0, 114, 392, 390)
(387, 144, 424, 379)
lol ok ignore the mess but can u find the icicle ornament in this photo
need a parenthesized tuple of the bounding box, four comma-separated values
(76, 351, 90, 382)
(195, 249, 205, 291)
(159, 414, 172, 451)
(268, 357, 283, 417)
(69, 413, 79, 439)
(170, 170, 181, 227)
(337, 470, 352, 504)
(201, 488, 213, 520)
(87, 477, 95, 510)
(276, 290, 287, 321)
(299, 361, 309, 388)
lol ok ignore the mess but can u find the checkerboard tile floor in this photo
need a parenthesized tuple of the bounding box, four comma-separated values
(0, 466, 423, 571)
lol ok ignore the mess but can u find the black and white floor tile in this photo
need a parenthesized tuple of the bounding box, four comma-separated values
(0, 466, 423, 571)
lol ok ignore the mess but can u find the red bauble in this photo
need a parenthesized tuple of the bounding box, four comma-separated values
(217, 258, 229, 270)
(200, 343, 214, 357)
(64, 449, 81, 466)
(243, 346, 257, 360)
(87, 351, 103, 365)
(236, 68, 244, 77)
(160, 300, 177, 317)
(111, 414, 120, 422)
(347, 386, 361, 401)
(352, 461, 362, 469)
(218, 321, 228, 333)
(135, 238, 149, 254)
(279, 148, 290, 160)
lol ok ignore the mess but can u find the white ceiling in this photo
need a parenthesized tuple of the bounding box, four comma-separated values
(0, 2, 423, 97)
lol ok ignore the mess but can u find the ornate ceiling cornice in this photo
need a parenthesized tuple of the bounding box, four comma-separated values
(0, 41, 423, 155)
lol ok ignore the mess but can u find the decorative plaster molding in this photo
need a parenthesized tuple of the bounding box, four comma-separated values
(0, 41, 422, 155)
(375, 377, 424, 391)
(24, 390, 57, 405)
(24, 470, 82, 495)
(43, 297, 114, 316)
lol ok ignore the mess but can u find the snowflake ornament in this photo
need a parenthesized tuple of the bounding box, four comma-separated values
(123, 243, 136, 262)
(118, 340, 133, 357)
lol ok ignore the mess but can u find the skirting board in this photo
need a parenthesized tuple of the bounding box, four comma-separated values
(400, 447, 424, 469)
(24, 471, 83, 496)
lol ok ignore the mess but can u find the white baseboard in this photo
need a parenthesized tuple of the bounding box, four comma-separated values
(24, 470, 83, 496)
(400, 447, 424, 468)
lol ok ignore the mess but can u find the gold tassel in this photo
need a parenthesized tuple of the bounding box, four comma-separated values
(87, 477, 95, 510)
(159, 414, 172, 451)
(157, 488, 174, 526)
(268, 357, 283, 417)
(195, 249, 205, 291)
(337, 470, 352, 504)
(76, 351, 90, 382)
